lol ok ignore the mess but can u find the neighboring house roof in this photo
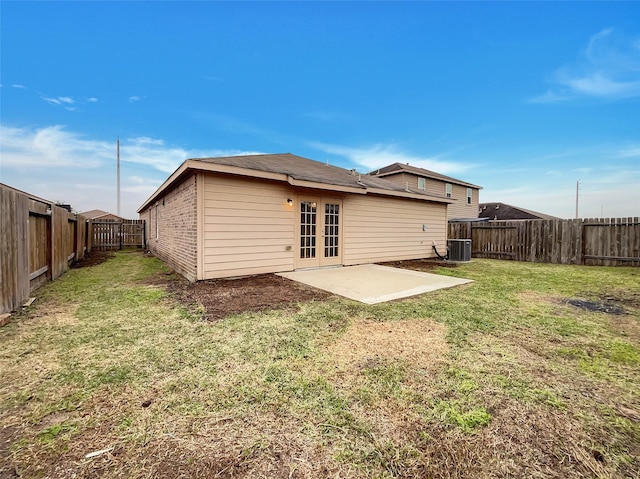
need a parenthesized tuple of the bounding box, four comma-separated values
(79, 209, 124, 220)
(369, 162, 482, 189)
(138, 153, 454, 213)
(479, 202, 561, 220)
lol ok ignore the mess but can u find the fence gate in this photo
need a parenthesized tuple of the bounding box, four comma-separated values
(91, 219, 146, 251)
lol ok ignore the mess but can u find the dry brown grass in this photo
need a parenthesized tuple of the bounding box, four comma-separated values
(326, 318, 449, 367)
(2, 253, 639, 478)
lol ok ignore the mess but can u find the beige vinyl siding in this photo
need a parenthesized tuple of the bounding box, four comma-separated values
(447, 183, 479, 219)
(378, 172, 413, 190)
(342, 194, 447, 265)
(378, 172, 479, 220)
(202, 174, 295, 279)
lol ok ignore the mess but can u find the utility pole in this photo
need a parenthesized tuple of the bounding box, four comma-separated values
(575, 180, 580, 219)
(117, 137, 121, 216)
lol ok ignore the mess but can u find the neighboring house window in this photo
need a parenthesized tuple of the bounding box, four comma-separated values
(445, 183, 452, 198)
(467, 188, 472, 205)
(417, 177, 426, 191)
(155, 204, 159, 239)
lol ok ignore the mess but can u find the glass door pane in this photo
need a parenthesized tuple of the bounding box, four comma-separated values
(300, 201, 317, 259)
(324, 203, 339, 258)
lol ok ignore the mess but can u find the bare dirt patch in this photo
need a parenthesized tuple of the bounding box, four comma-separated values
(566, 299, 628, 315)
(0, 424, 19, 479)
(146, 258, 457, 321)
(609, 315, 640, 344)
(160, 274, 332, 321)
(71, 251, 115, 269)
(379, 258, 458, 272)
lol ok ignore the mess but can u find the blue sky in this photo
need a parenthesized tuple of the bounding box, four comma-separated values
(1, 1, 639, 219)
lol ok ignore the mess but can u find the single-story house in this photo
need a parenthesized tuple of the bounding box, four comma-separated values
(479, 202, 560, 221)
(79, 209, 126, 221)
(369, 162, 482, 221)
(137, 153, 453, 281)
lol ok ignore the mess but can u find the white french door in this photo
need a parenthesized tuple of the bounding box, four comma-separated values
(296, 197, 342, 268)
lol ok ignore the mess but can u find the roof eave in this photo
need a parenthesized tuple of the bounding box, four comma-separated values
(371, 170, 401, 178)
(137, 160, 191, 213)
(372, 168, 482, 189)
(137, 160, 294, 213)
(287, 177, 366, 194)
(366, 187, 454, 203)
(137, 159, 454, 212)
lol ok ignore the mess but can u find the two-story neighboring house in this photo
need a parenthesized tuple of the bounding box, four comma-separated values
(369, 163, 482, 220)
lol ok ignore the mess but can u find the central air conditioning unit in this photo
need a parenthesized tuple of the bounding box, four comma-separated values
(447, 239, 472, 262)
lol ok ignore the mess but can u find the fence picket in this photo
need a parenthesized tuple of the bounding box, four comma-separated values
(450, 218, 640, 266)
(90, 219, 145, 251)
(1, 184, 90, 314)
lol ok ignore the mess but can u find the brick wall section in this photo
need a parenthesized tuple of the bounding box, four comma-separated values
(141, 174, 198, 281)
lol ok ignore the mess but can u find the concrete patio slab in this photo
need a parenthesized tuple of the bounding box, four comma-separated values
(277, 264, 473, 304)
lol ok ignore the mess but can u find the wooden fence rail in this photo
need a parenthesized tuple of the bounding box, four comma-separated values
(1, 184, 88, 314)
(448, 217, 640, 266)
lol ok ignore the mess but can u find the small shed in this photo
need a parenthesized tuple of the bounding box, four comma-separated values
(137, 153, 453, 281)
(79, 209, 126, 222)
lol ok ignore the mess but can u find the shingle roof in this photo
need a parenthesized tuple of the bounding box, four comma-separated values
(138, 153, 453, 213)
(194, 153, 446, 194)
(370, 162, 482, 189)
(479, 202, 561, 220)
(79, 209, 123, 220)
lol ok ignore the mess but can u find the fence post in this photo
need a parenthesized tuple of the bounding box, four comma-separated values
(578, 218, 584, 265)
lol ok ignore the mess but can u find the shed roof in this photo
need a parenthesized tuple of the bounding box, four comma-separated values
(79, 209, 124, 220)
(370, 162, 482, 189)
(479, 202, 561, 220)
(138, 153, 454, 213)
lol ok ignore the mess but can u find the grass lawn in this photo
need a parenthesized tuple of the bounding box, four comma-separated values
(1, 251, 639, 478)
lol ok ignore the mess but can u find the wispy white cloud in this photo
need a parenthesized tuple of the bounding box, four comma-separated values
(309, 141, 473, 175)
(529, 90, 570, 104)
(39, 94, 98, 111)
(11, 84, 27, 89)
(562, 73, 640, 99)
(0, 125, 107, 168)
(0, 125, 260, 173)
(42, 95, 75, 106)
(480, 159, 640, 218)
(619, 145, 640, 158)
(122, 136, 263, 173)
(0, 124, 263, 217)
(531, 28, 640, 102)
(128, 95, 142, 102)
(121, 137, 197, 173)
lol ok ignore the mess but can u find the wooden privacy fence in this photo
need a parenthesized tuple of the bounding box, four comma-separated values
(90, 219, 146, 251)
(448, 217, 640, 266)
(1, 184, 88, 314)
